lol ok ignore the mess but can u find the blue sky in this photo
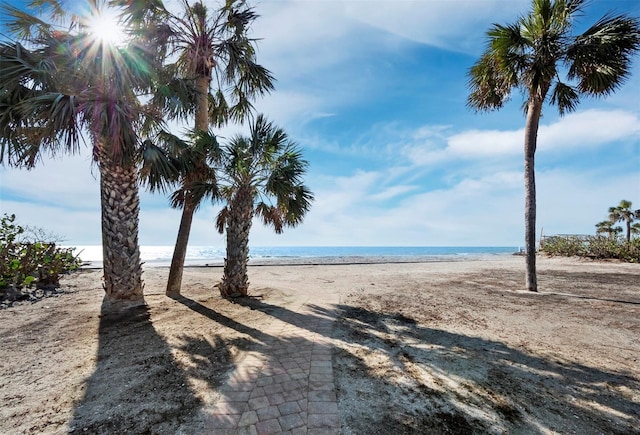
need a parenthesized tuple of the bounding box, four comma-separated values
(1, 0, 639, 247)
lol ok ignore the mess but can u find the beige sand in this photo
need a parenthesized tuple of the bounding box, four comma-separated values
(0, 255, 638, 434)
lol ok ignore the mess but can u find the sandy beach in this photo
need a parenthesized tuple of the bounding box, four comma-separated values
(1, 255, 639, 434)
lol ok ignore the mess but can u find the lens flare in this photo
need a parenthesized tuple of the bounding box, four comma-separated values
(87, 9, 125, 47)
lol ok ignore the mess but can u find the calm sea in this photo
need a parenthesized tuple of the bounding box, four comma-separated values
(69, 245, 519, 267)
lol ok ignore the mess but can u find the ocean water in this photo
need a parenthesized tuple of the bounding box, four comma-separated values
(69, 245, 519, 267)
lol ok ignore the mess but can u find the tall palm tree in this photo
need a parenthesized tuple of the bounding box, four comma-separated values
(0, 0, 160, 303)
(467, 0, 640, 291)
(215, 115, 313, 298)
(608, 200, 640, 242)
(127, 0, 274, 297)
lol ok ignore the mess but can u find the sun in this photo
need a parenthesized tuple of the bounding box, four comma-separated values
(86, 9, 126, 47)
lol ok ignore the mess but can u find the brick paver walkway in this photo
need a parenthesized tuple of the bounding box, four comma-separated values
(204, 302, 340, 434)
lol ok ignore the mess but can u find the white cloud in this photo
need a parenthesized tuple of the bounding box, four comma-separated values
(538, 109, 640, 152)
(370, 184, 418, 201)
(401, 109, 640, 166)
(447, 129, 521, 157)
(3, 137, 637, 249)
(2, 199, 101, 244)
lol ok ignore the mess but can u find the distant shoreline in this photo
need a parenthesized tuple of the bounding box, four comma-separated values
(81, 252, 519, 269)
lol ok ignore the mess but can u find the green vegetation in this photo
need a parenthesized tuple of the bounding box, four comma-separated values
(541, 236, 640, 263)
(541, 200, 640, 262)
(0, 214, 82, 295)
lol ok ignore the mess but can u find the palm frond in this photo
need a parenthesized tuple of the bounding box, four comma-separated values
(188, 179, 221, 210)
(550, 80, 579, 115)
(228, 92, 255, 124)
(0, 2, 53, 40)
(489, 22, 529, 60)
(215, 206, 229, 234)
(153, 73, 197, 121)
(467, 53, 515, 111)
(255, 202, 284, 233)
(111, 0, 168, 23)
(191, 129, 222, 165)
(279, 185, 314, 227)
(169, 187, 187, 209)
(266, 148, 308, 197)
(139, 139, 181, 193)
(209, 89, 230, 126)
(567, 14, 640, 96)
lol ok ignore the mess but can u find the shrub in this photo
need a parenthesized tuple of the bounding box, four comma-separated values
(0, 214, 82, 292)
(540, 235, 588, 257)
(541, 234, 640, 263)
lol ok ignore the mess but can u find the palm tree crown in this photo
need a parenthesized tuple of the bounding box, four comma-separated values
(608, 200, 640, 242)
(215, 114, 313, 297)
(129, 0, 275, 127)
(0, 0, 158, 167)
(467, 0, 640, 291)
(468, 0, 640, 114)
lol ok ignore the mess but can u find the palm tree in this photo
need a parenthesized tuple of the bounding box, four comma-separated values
(467, 0, 640, 291)
(608, 200, 640, 242)
(595, 220, 622, 238)
(0, 1, 160, 303)
(127, 0, 274, 297)
(215, 115, 313, 298)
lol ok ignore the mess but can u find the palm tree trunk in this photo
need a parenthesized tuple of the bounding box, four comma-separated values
(166, 200, 196, 297)
(195, 76, 210, 133)
(166, 75, 211, 297)
(220, 187, 253, 298)
(99, 156, 144, 303)
(524, 98, 542, 292)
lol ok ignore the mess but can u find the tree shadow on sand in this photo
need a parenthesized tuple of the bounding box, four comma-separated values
(68, 285, 639, 434)
(168, 295, 340, 432)
(332, 304, 640, 435)
(69, 300, 235, 434)
(221, 294, 639, 434)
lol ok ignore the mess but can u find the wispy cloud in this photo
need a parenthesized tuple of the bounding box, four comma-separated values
(344, 0, 527, 53)
(400, 109, 640, 166)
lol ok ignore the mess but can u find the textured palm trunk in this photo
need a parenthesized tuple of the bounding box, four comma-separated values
(99, 155, 144, 303)
(625, 220, 631, 243)
(166, 75, 211, 296)
(166, 201, 196, 297)
(524, 98, 542, 292)
(220, 186, 253, 298)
